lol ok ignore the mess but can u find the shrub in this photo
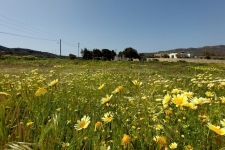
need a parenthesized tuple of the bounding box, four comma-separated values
(177, 60, 186, 63)
(69, 54, 76, 60)
(152, 58, 159, 61)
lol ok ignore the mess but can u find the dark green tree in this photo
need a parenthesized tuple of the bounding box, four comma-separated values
(102, 49, 112, 60)
(123, 47, 139, 59)
(162, 53, 169, 58)
(118, 51, 123, 60)
(110, 50, 117, 60)
(139, 53, 145, 60)
(92, 49, 102, 60)
(81, 48, 93, 60)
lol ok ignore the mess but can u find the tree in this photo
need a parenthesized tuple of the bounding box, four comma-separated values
(176, 52, 182, 58)
(69, 54, 76, 60)
(81, 48, 93, 60)
(118, 51, 124, 60)
(202, 47, 215, 59)
(203, 50, 212, 59)
(92, 49, 102, 60)
(102, 49, 112, 60)
(139, 53, 145, 60)
(110, 50, 117, 60)
(123, 47, 139, 59)
(162, 54, 169, 58)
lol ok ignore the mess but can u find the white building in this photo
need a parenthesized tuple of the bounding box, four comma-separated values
(168, 52, 193, 58)
(169, 53, 178, 58)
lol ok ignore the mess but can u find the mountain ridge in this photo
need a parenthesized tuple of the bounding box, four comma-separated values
(0, 45, 59, 58)
(143, 45, 225, 57)
(1, 45, 225, 58)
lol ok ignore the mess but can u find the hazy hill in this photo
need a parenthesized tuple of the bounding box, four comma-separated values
(1, 44, 225, 59)
(0, 45, 59, 58)
(144, 45, 225, 57)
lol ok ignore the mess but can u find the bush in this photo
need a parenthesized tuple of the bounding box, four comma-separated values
(177, 60, 186, 63)
(152, 58, 159, 61)
(206, 56, 211, 59)
(22, 56, 37, 60)
(69, 54, 76, 60)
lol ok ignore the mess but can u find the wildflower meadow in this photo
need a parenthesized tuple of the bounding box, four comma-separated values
(1, 57, 225, 150)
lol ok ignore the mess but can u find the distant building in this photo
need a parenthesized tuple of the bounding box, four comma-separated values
(182, 52, 193, 58)
(169, 53, 178, 58)
(168, 52, 193, 58)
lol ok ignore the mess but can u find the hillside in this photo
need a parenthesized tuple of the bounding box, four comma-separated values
(144, 45, 225, 57)
(1, 44, 225, 59)
(0, 45, 59, 58)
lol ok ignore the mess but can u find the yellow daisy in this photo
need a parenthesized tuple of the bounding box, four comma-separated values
(221, 119, 225, 127)
(49, 79, 58, 86)
(26, 121, 34, 126)
(112, 86, 124, 94)
(155, 124, 163, 130)
(98, 84, 105, 90)
(185, 145, 193, 150)
(74, 115, 90, 130)
(121, 134, 131, 145)
(62, 142, 70, 148)
(94, 121, 103, 131)
(101, 95, 113, 104)
(132, 80, 142, 86)
(153, 136, 167, 147)
(102, 112, 113, 123)
(163, 94, 171, 105)
(169, 142, 178, 149)
(205, 91, 214, 98)
(172, 94, 188, 107)
(207, 123, 225, 135)
(171, 88, 181, 94)
(183, 91, 193, 97)
(220, 96, 225, 104)
(35, 88, 47, 96)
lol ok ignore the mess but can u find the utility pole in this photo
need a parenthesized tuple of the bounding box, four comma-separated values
(60, 39, 61, 56)
(78, 43, 80, 57)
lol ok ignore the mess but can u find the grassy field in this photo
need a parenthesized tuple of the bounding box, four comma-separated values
(1, 57, 225, 150)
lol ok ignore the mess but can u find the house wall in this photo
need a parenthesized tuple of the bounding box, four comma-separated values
(169, 53, 178, 58)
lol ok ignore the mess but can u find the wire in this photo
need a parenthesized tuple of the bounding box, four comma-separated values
(0, 18, 58, 40)
(0, 14, 77, 44)
(0, 23, 58, 40)
(0, 14, 58, 39)
(0, 31, 59, 41)
(61, 41, 77, 47)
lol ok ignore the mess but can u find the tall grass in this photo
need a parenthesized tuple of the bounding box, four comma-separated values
(0, 58, 225, 149)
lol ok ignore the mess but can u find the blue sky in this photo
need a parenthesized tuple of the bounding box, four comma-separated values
(1, 0, 225, 56)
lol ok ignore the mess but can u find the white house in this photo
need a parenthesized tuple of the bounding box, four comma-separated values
(182, 53, 193, 58)
(169, 53, 178, 58)
(168, 52, 193, 58)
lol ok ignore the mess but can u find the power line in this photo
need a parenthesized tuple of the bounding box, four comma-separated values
(0, 14, 79, 55)
(0, 14, 77, 44)
(0, 23, 58, 40)
(61, 41, 77, 47)
(0, 14, 58, 39)
(0, 18, 59, 40)
(0, 31, 59, 41)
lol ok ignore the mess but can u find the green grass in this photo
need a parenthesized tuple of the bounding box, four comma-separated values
(0, 58, 225, 149)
